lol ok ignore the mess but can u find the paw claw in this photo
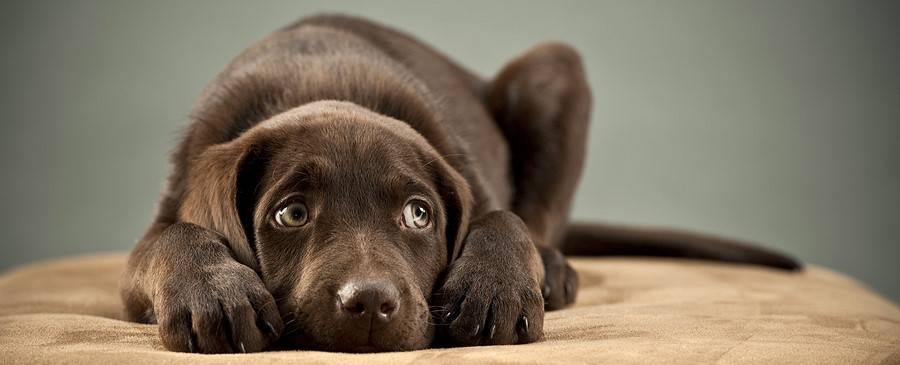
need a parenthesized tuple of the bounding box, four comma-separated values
(263, 321, 278, 339)
(539, 245, 579, 310)
(517, 315, 529, 335)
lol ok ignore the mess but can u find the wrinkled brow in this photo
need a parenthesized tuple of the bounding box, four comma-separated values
(267, 154, 336, 192)
(385, 164, 440, 202)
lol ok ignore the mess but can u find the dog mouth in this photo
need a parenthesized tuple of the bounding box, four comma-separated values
(272, 273, 435, 352)
(277, 328, 409, 353)
(276, 305, 431, 353)
(347, 343, 381, 353)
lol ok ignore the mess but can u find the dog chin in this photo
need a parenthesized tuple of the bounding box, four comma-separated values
(328, 325, 433, 352)
(276, 321, 433, 352)
(276, 337, 428, 353)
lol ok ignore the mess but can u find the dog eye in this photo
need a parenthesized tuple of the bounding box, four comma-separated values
(275, 202, 308, 227)
(402, 200, 431, 229)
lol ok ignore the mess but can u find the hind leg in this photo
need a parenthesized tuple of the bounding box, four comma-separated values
(487, 43, 592, 309)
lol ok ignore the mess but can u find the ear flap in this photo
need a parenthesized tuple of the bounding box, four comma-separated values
(429, 157, 474, 265)
(178, 139, 266, 271)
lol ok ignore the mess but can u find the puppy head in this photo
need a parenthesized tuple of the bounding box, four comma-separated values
(179, 101, 472, 352)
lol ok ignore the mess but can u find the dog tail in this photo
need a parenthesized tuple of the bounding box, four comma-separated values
(559, 222, 802, 271)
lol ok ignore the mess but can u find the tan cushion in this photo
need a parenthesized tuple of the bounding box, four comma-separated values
(0, 254, 897, 364)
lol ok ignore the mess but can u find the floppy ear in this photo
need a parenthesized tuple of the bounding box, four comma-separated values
(178, 139, 267, 271)
(429, 157, 474, 265)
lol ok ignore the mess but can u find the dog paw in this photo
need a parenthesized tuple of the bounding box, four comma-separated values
(538, 245, 578, 310)
(433, 211, 544, 346)
(154, 257, 284, 353)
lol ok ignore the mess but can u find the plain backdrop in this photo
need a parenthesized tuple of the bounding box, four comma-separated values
(1, 1, 898, 301)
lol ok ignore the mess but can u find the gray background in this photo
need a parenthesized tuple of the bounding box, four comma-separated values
(1, 1, 898, 301)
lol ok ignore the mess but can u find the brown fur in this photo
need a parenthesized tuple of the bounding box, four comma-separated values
(121, 14, 799, 354)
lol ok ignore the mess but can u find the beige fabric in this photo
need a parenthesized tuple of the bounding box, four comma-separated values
(0, 254, 897, 364)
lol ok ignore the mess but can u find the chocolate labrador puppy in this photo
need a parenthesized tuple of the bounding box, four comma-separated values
(121, 14, 800, 354)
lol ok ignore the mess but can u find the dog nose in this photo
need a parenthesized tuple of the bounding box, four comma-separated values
(336, 279, 400, 324)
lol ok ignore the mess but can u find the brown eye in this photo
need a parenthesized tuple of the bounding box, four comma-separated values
(275, 202, 308, 227)
(402, 200, 431, 229)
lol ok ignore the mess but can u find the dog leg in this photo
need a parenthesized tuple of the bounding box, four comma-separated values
(120, 222, 284, 353)
(488, 43, 591, 309)
(433, 211, 544, 346)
